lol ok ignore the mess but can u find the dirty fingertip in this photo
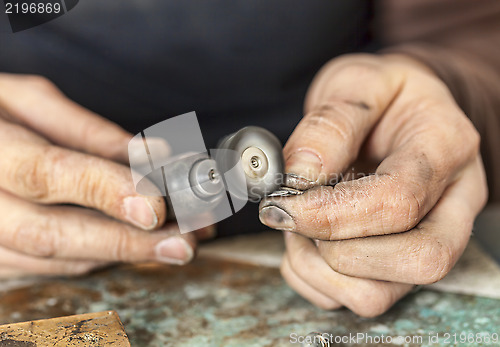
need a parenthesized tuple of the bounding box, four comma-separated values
(259, 205, 296, 231)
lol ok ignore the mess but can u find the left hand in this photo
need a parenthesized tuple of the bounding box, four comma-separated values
(259, 53, 488, 317)
(0, 73, 215, 278)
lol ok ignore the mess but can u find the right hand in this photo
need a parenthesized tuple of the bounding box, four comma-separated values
(0, 73, 209, 278)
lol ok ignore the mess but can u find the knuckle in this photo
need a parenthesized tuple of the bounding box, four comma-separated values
(109, 225, 133, 262)
(478, 169, 489, 207)
(434, 111, 481, 164)
(439, 112, 481, 163)
(78, 162, 106, 208)
(316, 299, 342, 311)
(12, 152, 50, 200)
(76, 157, 121, 212)
(387, 185, 422, 231)
(470, 127, 481, 154)
(23, 74, 58, 94)
(304, 102, 358, 143)
(347, 285, 393, 318)
(335, 59, 383, 80)
(411, 236, 453, 284)
(12, 216, 60, 257)
(462, 120, 481, 157)
(319, 243, 342, 272)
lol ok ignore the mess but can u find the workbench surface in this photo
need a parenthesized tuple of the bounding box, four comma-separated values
(0, 258, 499, 346)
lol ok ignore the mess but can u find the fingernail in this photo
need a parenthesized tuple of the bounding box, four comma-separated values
(286, 151, 322, 182)
(259, 206, 296, 231)
(123, 196, 158, 230)
(155, 237, 194, 265)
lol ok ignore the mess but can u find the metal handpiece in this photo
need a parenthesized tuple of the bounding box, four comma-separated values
(146, 126, 283, 219)
(162, 152, 226, 220)
(130, 112, 284, 232)
(217, 126, 284, 201)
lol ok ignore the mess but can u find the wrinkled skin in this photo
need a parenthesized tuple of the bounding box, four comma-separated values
(260, 54, 488, 317)
(0, 73, 214, 278)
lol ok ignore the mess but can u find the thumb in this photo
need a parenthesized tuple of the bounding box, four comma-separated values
(283, 55, 402, 187)
(0, 73, 131, 163)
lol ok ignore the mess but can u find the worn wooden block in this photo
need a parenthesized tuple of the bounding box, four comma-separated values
(0, 311, 130, 346)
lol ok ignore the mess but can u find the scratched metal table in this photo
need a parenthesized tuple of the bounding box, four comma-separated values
(0, 257, 499, 347)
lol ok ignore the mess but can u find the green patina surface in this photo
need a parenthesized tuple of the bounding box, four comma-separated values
(0, 259, 499, 346)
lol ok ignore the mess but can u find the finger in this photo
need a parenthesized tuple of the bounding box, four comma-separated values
(0, 245, 107, 277)
(193, 224, 217, 241)
(0, 191, 199, 265)
(284, 54, 404, 186)
(284, 232, 413, 317)
(0, 120, 165, 230)
(281, 254, 342, 310)
(316, 157, 488, 284)
(0, 268, 25, 278)
(0, 73, 131, 163)
(260, 120, 480, 240)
